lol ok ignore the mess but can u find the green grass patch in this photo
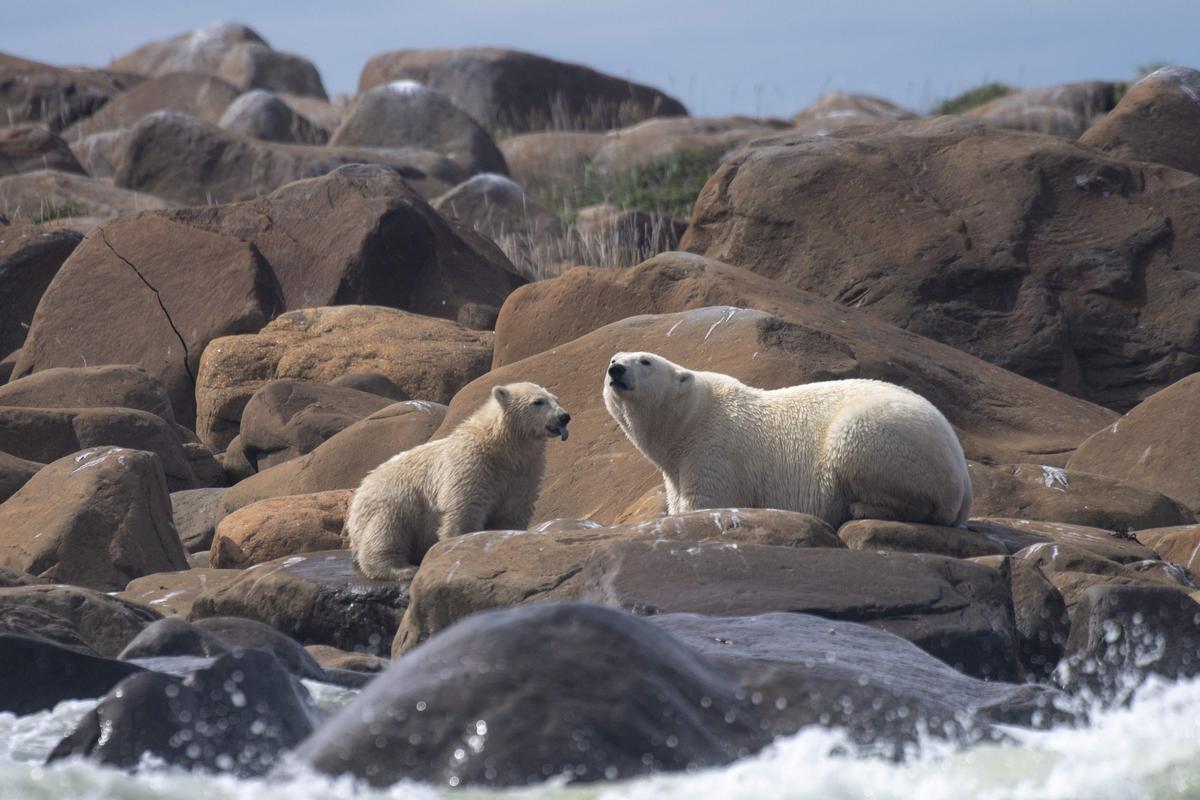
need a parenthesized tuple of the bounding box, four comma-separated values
(932, 82, 1013, 116)
(560, 144, 727, 221)
(32, 202, 84, 224)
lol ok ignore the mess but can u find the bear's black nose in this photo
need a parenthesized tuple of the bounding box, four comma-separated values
(559, 413, 571, 425)
(608, 364, 626, 378)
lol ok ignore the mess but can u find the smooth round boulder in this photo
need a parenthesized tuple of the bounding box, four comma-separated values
(219, 89, 327, 144)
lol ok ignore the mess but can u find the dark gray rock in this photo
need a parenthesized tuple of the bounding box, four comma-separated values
(0, 634, 144, 715)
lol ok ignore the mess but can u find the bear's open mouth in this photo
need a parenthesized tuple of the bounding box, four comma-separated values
(546, 424, 569, 441)
(608, 377, 630, 391)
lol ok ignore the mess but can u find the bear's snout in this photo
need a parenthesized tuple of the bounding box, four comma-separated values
(608, 364, 626, 378)
(559, 412, 571, 425)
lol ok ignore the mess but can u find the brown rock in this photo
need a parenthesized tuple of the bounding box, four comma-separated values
(170, 488, 227, 552)
(195, 307, 488, 449)
(792, 92, 916, 135)
(210, 490, 351, 568)
(117, 568, 242, 617)
(968, 461, 1195, 532)
(0, 169, 171, 222)
(968, 518, 1159, 564)
(1067, 374, 1200, 512)
(972, 555, 1069, 679)
(238, 380, 393, 470)
(327, 371, 409, 401)
(1014, 540, 1193, 611)
(965, 81, 1117, 137)
(330, 82, 506, 175)
(219, 400, 446, 513)
(396, 508, 845, 654)
(837, 519, 1007, 558)
(0, 224, 81, 356)
(114, 112, 466, 205)
(68, 130, 125, 178)
(0, 365, 176, 425)
(591, 115, 789, 175)
(499, 131, 605, 204)
(304, 644, 388, 673)
(0, 407, 197, 490)
(64, 72, 241, 139)
(0, 51, 135, 131)
(578, 541, 1019, 680)
(0, 451, 41, 504)
(358, 47, 686, 133)
(13, 215, 282, 426)
(1139, 525, 1200, 572)
(0, 584, 160, 656)
(192, 549, 410, 654)
(109, 23, 326, 98)
(218, 89, 327, 145)
(0, 126, 84, 176)
(0, 447, 187, 591)
(681, 117, 1200, 411)
(156, 165, 522, 313)
(0, 565, 44, 587)
(276, 93, 345, 135)
(1080, 67, 1200, 177)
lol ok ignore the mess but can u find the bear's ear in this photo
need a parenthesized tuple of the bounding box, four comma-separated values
(492, 385, 510, 406)
(678, 371, 693, 385)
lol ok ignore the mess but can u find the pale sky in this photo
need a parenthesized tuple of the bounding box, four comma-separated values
(3, 0, 1194, 117)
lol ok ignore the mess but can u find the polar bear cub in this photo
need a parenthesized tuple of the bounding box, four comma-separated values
(347, 382, 570, 579)
(603, 352, 971, 527)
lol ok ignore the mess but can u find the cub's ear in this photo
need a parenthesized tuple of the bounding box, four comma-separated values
(492, 385, 510, 406)
(678, 371, 693, 384)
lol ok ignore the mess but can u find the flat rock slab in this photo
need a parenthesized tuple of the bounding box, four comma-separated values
(118, 568, 242, 618)
(192, 549, 410, 654)
(0, 584, 161, 657)
(578, 541, 1020, 681)
(968, 518, 1159, 564)
(838, 519, 1008, 558)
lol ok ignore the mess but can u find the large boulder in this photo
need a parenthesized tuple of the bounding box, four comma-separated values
(0, 51, 134, 131)
(651, 612, 1063, 747)
(358, 47, 687, 133)
(192, 549, 410, 654)
(589, 115, 788, 175)
(0, 583, 160, 657)
(238, 379, 393, 470)
(965, 81, 1118, 138)
(210, 490, 350, 568)
(63, 72, 241, 139)
(109, 22, 326, 98)
(114, 112, 466, 205)
(0, 634, 144, 715)
(0, 125, 84, 176)
(681, 117, 1200, 411)
(1067, 374, 1200, 512)
(117, 568, 240, 618)
(298, 603, 768, 788)
(157, 165, 522, 313)
(331, 81, 506, 175)
(0, 169, 171, 222)
(969, 461, 1196, 532)
(48, 649, 317, 776)
(219, 400, 446, 512)
(0, 365, 177, 425)
(68, 129, 126, 178)
(0, 224, 82, 356)
(13, 215, 282, 426)
(1080, 67, 1200, 177)
(1139, 525, 1200, 573)
(0, 447, 187, 590)
(0, 407, 197, 489)
(482, 304, 1111, 524)
(395, 509, 845, 653)
(195, 306, 490, 449)
(218, 88, 326, 144)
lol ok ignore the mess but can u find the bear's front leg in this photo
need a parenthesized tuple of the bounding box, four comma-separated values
(436, 500, 489, 542)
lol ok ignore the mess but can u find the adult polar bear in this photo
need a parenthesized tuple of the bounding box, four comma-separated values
(603, 352, 971, 527)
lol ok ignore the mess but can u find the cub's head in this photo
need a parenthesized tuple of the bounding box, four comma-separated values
(492, 382, 571, 441)
(603, 352, 694, 415)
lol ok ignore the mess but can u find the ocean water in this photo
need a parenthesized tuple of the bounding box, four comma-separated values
(2, 675, 1199, 800)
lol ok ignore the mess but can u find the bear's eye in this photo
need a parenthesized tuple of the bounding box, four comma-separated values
(639, 358, 651, 366)
(532, 399, 546, 406)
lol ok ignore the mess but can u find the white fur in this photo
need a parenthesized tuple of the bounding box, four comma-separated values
(603, 352, 971, 527)
(347, 382, 570, 579)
